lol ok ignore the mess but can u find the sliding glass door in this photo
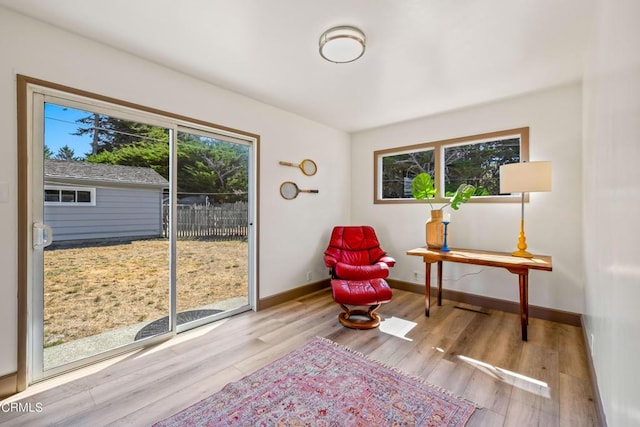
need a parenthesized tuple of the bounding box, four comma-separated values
(34, 98, 173, 377)
(174, 129, 251, 332)
(26, 84, 256, 382)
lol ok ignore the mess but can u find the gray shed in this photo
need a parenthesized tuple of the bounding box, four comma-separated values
(44, 159, 169, 243)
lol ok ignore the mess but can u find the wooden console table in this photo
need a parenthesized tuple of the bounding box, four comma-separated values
(406, 247, 552, 341)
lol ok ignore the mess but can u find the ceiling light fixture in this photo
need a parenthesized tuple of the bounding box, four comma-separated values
(319, 26, 366, 64)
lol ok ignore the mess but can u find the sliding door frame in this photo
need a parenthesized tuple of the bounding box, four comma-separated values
(16, 75, 260, 389)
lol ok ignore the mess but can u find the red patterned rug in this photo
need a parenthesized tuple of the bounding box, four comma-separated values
(154, 337, 477, 426)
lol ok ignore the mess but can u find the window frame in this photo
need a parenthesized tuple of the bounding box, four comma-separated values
(373, 127, 529, 204)
(44, 185, 96, 206)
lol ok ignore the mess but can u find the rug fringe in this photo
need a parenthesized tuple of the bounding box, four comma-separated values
(313, 336, 482, 409)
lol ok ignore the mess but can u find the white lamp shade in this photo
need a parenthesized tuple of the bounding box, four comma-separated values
(319, 26, 366, 63)
(500, 161, 552, 193)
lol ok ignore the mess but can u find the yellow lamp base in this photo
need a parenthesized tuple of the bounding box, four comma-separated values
(512, 219, 534, 258)
(512, 249, 533, 258)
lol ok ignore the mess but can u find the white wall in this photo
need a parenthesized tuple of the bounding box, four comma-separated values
(351, 83, 584, 313)
(0, 8, 350, 377)
(582, 0, 640, 425)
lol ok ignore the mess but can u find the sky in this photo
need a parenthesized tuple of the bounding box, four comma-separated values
(44, 103, 93, 159)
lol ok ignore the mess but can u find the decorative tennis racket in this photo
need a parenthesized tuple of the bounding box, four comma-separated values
(278, 159, 318, 176)
(279, 181, 319, 200)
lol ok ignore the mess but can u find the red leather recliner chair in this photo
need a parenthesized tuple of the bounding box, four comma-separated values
(324, 226, 395, 329)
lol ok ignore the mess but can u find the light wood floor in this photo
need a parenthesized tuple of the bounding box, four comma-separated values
(1, 288, 599, 426)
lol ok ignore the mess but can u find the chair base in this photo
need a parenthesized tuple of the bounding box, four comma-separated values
(331, 278, 392, 329)
(337, 304, 382, 329)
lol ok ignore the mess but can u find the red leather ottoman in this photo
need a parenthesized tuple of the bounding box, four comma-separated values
(331, 278, 392, 329)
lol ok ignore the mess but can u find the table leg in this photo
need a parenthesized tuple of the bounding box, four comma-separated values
(518, 272, 529, 341)
(424, 262, 431, 317)
(437, 260, 443, 306)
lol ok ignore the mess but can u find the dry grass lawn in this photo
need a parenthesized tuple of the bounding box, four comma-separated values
(44, 239, 248, 346)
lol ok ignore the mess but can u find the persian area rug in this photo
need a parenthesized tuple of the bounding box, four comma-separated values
(154, 337, 477, 426)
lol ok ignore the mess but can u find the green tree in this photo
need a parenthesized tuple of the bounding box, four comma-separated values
(43, 144, 53, 159)
(74, 113, 168, 155)
(54, 145, 80, 161)
(87, 141, 170, 179)
(443, 138, 519, 195)
(382, 150, 435, 198)
(85, 131, 248, 204)
(177, 132, 248, 203)
(78, 113, 248, 203)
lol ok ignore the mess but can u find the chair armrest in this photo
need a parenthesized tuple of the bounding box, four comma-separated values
(378, 256, 396, 268)
(324, 255, 338, 269)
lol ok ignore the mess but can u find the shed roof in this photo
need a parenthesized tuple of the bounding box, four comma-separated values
(44, 159, 168, 187)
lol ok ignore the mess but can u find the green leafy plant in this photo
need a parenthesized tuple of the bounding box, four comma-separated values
(411, 172, 476, 211)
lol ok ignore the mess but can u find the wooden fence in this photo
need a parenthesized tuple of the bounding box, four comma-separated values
(162, 202, 248, 240)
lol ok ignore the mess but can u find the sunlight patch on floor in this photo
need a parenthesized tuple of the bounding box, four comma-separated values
(135, 318, 229, 358)
(458, 354, 551, 398)
(379, 316, 417, 341)
(7, 318, 231, 402)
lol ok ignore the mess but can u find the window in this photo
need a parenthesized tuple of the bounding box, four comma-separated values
(374, 127, 529, 204)
(44, 186, 96, 205)
(380, 148, 435, 199)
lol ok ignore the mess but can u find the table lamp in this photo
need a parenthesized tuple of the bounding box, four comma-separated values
(499, 161, 552, 258)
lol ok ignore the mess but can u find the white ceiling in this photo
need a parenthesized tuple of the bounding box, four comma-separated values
(0, 0, 592, 132)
